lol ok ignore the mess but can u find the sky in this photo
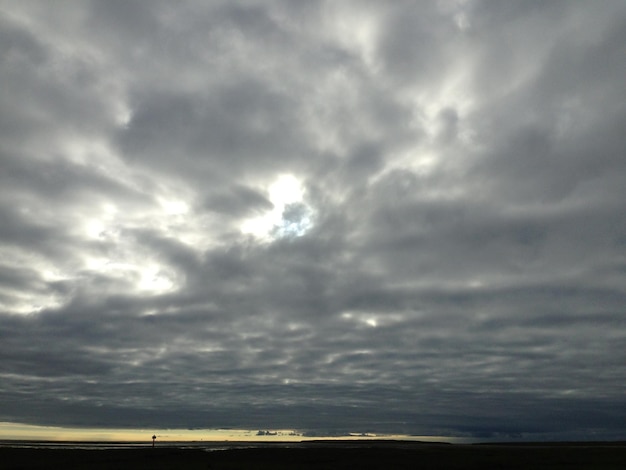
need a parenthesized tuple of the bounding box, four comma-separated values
(1, 0, 625, 442)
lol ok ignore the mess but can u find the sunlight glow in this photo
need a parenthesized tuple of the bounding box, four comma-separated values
(137, 265, 174, 293)
(83, 257, 176, 295)
(159, 198, 189, 215)
(0, 422, 457, 443)
(241, 174, 314, 240)
(364, 318, 378, 328)
(341, 311, 409, 329)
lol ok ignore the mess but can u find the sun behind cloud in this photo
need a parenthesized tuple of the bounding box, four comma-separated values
(241, 174, 314, 240)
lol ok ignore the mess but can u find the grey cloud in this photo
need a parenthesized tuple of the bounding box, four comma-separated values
(204, 185, 273, 216)
(117, 81, 306, 186)
(374, 1, 463, 85)
(0, 151, 147, 208)
(0, 0, 625, 441)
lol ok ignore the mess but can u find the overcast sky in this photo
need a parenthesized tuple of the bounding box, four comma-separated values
(1, 0, 625, 441)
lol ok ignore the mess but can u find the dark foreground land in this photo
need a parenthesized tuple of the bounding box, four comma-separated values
(1, 441, 625, 469)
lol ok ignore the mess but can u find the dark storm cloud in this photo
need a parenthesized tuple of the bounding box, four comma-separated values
(1, 0, 625, 440)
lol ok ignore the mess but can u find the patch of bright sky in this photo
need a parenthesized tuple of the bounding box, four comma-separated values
(137, 264, 175, 293)
(341, 311, 409, 329)
(242, 174, 313, 240)
(158, 197, 189, 216)
(0, 422, 459, 443)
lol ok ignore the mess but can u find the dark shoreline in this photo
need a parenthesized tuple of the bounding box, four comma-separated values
(1, 441, 625, 469)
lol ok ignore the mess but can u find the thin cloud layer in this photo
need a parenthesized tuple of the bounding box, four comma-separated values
(1, 0, 625, 440)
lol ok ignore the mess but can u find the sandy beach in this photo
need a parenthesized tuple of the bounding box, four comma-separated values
(1, 441, 625, 469)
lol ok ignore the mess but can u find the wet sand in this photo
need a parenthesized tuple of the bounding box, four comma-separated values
(1, 441, 625, 469)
